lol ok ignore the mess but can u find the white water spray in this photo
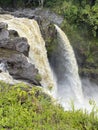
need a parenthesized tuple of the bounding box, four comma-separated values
(53, 25, 98, 111)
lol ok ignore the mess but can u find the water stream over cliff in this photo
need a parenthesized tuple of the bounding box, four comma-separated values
(0, 14, 98, 111)
(51, 25, 98, 110)
(55, 25, 84, 101)
(0, 14, 57, 96)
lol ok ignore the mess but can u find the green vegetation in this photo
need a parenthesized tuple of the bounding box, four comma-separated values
(45, 0, 98, 37)
(44, 0, 98, 74)
(0, 81, 98, 130)
(0, 0, 42, 8)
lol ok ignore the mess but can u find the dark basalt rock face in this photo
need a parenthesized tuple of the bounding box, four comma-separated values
(0, 37, 29, 57)
(0, 22, 9, 40)
(0, 22, 41, 85)
(0, 22, 8, 29)
(11, 8, 63, 25)
(11, 8, 63, 49)
(0, 8, 63, 55)
(0, 23, 29, 56)
(75, 47, 98, 85)
(0, 48, 40, 85)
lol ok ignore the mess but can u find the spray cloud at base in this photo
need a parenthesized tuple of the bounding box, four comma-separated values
(49, 25, 98, 111)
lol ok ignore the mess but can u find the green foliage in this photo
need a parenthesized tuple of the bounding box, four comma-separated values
(47, 0, 98, 71)
(0, 81, 98, 130)
(77, 2, 98, 37)
(0, 0, 12, 7)
(45, 0, 98, 37)
(0, 0, 41, 8)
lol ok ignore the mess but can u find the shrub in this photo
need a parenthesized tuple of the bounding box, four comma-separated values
(0, 81, 98, 130)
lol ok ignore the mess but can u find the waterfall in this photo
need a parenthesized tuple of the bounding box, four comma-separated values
(1, 14, 98, 111)
(54, 25, 84, 105)
(0, 14, 57, 96)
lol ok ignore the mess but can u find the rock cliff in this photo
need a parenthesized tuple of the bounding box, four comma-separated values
(0, 22, 41, 85)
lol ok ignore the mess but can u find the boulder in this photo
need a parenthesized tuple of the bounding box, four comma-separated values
(0, 22, 29, 56)
(0, 29, 9, 40)
(0, 22, 9, 40)
(0, 22, 8, 29)
(0, 37, 29, 56)
(0, 48, 41, 85)
(0, 22, 38, 85)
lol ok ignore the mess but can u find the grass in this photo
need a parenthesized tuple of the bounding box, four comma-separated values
(0, 81, 98, 130)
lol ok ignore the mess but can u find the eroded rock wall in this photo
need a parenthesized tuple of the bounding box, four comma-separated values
(0, 22, 41, 85)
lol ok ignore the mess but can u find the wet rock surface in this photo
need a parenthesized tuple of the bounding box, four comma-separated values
(0, 48, 40, 85)
(11, 8, 63, 26)
(0, 8, 63, 51)
(0, 8, 97, 85)
(0, 37, 29, 56)
(0, 22, 41, 85)
(0, 22, 9, 40)
(0, 22, 29, 56)
(75, 47, 98, 85)
(0, 22, 8, 29)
